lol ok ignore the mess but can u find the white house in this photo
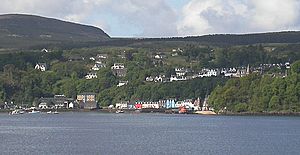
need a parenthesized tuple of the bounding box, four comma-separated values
(89, 57, 95, 61)
(175, 68, 186, 76)
(116, 102, 128, 109)
(41, 48, 50, 53)
(111, 63, 125, 70)
(68, 102, 74, 109)
(39, 102, 48, 109)
(178, 100, 194, 109)
(154, 75, 166, 82)
(170, 75, 187, 82)
(154, 55, 163, 59)
(92, 63, 106, 71)
(96, 54, 108, 59)
(285, 62, 291, 69)
(145, 76, 154, 82)
(199, 69, 218, 77)
(85, 72, 98, 79)
(139, 101, 159, 109)
(35, 63, 47, 72)
(117, 81, 128, 87)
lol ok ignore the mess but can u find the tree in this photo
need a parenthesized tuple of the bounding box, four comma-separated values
(269, 95, 280, 111)
(291, 60, 300, 74)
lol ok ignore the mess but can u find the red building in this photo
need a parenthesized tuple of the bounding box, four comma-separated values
(135, 103, 142, 109)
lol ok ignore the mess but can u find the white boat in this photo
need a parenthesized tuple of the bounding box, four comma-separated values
(47, 111, 59, 114)
(28, 110, 40, 114)
(116, 110, 124, 114)
(9, 109, 26, 115)
(10, 110, 20, 115)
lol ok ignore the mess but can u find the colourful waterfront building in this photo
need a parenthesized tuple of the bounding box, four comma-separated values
(76, 92, 98, 109)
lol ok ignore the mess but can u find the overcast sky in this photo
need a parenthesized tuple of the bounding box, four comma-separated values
(1, 0, 300, 37)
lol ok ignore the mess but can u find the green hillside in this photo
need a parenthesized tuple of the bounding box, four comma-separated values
(0, 14, 110, 49)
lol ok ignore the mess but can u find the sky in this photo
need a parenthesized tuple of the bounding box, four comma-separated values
(0, 0, 300, 37)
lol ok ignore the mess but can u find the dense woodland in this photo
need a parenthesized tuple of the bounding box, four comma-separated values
(209, 60, 300, 113)
(0, 43, 299, 111)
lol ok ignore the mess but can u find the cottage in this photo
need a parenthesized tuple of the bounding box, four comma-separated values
(89, 57, 95, 61)
(145, 76, 154, 82)
(35, 63, 47, 71)
(285, 62, 291, 69)
(111, 63, 125, 69)
(155, 76, 163, 82)
(68, 102, 74, 109)
(85, 72, 97, 79)
(96, 54, 108, 59)
(41, 48, 50, 53)
(77, 92, 98, 109)
(38, 102, 49, 109)
(91, 63, 106, 71)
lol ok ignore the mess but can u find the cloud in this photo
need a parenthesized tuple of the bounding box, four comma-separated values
(250, 0, 300, 31)
(108, 0, 178, 37)
(177, 0, 300, 36)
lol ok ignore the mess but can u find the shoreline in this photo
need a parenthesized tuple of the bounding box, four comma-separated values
(1, 109, 300, 116)
(218, 111, 300, 116)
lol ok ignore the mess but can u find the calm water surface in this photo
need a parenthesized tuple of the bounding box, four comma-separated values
(0, 112, 300, 155)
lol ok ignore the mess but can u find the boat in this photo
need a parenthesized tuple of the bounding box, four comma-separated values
(178, 106, 187, 114)
(28, 109, 40, 114)
(194, 95, 216, 115)
(10, 110, 20, 115)
(194, 110, 216, 115)
(47, 111, 59, 114)
(116, 109, 124, 114)
(9, 109, 26, 115)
